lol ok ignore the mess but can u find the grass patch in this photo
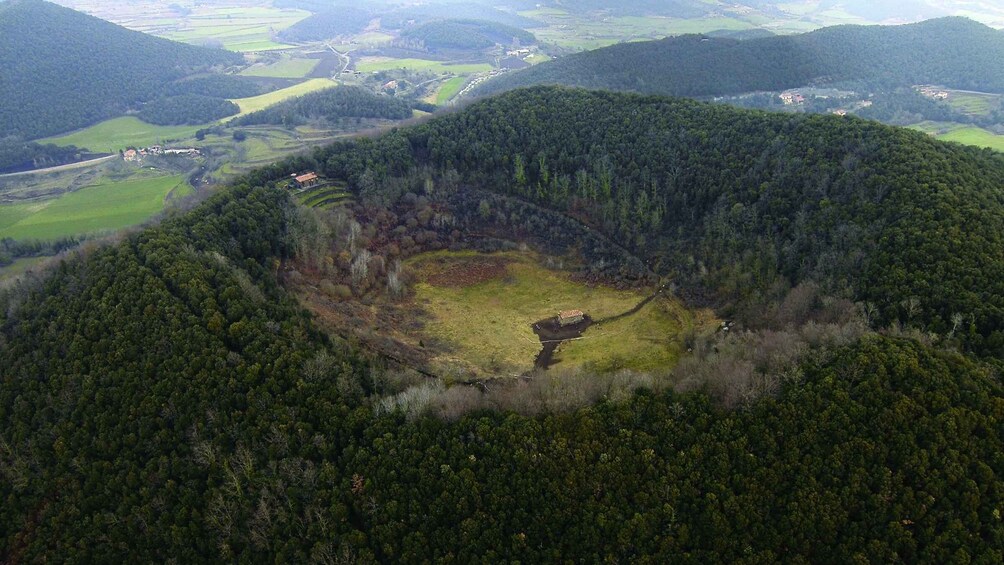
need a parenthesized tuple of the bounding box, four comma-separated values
(356, 57, 493, 75)
(0, 256, 50, 284)
(41, 117, 204, 153)
(525, 53, 552, 65)
(435, 77, 468, 104)
(240, 57, 320, 78)
(229, 78, 335, 117)
(0, 174, 189, 240)
(297, 185, 350, 207)
(408, 250, 706, 375)
(945, 91, 999, 116)
(937, 126, 1004, 152)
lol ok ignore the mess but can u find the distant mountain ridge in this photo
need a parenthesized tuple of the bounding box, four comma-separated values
(0, 0, 243, 140)
(475, 17, 1004, 98)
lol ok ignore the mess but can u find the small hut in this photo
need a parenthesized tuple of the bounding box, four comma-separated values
(293, 172, 319, 189)
(558, 309, 585, 326)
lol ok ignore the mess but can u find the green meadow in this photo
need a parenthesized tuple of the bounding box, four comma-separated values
(355, 57, 493, 74)
(0, 174, 189, 240)
(42, 118, 204, 153)
(938, 127, 1004, 152)
(240, 56, 320, 78)
(228, 78, 336, 117)
(435, 77, 468, 104)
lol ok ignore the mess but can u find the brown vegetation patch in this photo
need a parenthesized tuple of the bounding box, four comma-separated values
(414, 255, 512, 288)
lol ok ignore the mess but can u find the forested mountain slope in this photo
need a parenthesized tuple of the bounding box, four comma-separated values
(2, 88, 1004, 562)
(475, 17, 1004, 97)
(399, 19, 536, 51)
(0, 0, 243, 139)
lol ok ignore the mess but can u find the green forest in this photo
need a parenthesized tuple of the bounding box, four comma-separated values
(476, 17, 1004, 97)
(276, 6, 374, 43)
(0, 137, 97, 174)
(2, 87, 1004, 561)
(0, 0, 242, 140)
(138, 95, 240, 126)
(232, 86, 415, 127)
(399, 19, 536, 51)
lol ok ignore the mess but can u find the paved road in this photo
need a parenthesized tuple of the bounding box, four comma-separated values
(0, 154, 117, 179)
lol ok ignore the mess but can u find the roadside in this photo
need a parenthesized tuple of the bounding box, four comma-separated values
(0, 154, 117, 179)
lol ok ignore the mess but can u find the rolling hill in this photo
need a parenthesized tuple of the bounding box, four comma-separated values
(0, 0, 243, 140)
(232, 85, 414, 127)
(2, 86, 1004, 561)
(475, 17, 1004, 98)
(399, 19, 537, 51)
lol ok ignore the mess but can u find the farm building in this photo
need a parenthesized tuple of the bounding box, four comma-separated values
(293, 172, 319, 189)
(558, 309, 585, 326)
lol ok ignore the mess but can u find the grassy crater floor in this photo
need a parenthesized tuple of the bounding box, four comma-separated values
(407, 250, 713, 376)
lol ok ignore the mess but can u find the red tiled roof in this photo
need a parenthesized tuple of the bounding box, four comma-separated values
(559, 309, 584, 319)
(295, 172, 318, 183)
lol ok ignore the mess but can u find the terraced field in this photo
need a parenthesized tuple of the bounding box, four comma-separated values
(295, 183, 352, 209)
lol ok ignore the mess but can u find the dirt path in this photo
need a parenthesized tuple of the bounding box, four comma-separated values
(530, 285, 668, 370)
(0, 154, 116, 179)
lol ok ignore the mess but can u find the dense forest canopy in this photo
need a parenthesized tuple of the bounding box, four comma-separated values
(399, 19, 536, 51)
(475, 17, 1004, 97)
(276, 5, 374, 43)
(0, 0, 243, 139)
(232, 86, 414, 127)
(137, 94, 240, 126)
(0, 137, 95, 174)
(1, 87, 1004, 560)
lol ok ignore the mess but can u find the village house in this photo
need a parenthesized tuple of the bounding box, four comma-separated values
(122, 149, 139, 162)
(292, 172, 320, 189)
(779, 92, 805, 105)
(558, 309, 585, 327)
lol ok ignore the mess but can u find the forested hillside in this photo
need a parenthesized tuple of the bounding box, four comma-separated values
(476, 17, 1004, 97)
(399, 19, 536, 51)
(276, 6, 374, 43)
(232, 86, 414, 127)
(138, 95, 240, 126)
(0, 0, 243, 139)
(2, 91, 1004, 560)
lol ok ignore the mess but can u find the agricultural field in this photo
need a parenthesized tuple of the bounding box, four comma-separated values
(521, 11, 755, 50)
(355, 57, 493, 75)
(294, 183, 352, 209)
(57, 1, 310, 51)
(240, 56, 320, 79)
(42, 117, 204, 154)
(944, 90, 1000, 116)
(937, 126, 1004, 152)
(434, 77, 468, 105)
(0, 174, 189, 240)
(156, 6, 309, 51)
(909, 121, 1004, 152)
(406, 250, 708, 376)
(228, 78, 336, 117)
